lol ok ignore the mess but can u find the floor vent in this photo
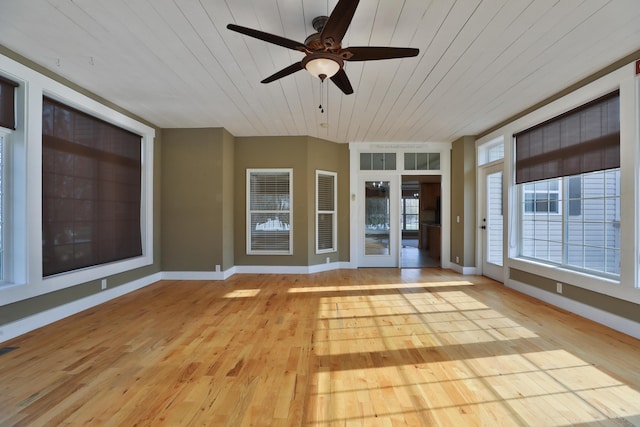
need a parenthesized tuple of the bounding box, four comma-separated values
(0, 347, 18, 356)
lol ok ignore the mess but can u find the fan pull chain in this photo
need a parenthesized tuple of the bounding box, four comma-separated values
(319, 79, 324, 114)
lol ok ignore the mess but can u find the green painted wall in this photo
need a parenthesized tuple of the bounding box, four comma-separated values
(234, 135, 350, 266)
(450, 136, 476, 267)
(161, 128, 234, 271)
(306, 137, 350, 264)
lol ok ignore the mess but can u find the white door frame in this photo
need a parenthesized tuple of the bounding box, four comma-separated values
(349, 142, 452, 269)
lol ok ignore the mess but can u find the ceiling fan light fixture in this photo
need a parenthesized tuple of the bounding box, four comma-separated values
(302, 53, 343, 81)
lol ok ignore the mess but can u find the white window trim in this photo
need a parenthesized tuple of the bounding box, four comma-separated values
(246, 168, 293, 255)
(0, 53, 155, 306)
(0, 129, 8, 283)
(316, 170, 337, 254)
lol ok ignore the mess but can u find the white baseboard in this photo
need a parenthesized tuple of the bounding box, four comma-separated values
(161, 267, 236, 281)
(449, 263, 478, 275)
(508, 279, 640, 340)
(0, 272, 162, 344)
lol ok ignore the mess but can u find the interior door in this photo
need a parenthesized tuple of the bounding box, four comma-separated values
(358, 176, 399, 267)
(481, 164, 504, 282)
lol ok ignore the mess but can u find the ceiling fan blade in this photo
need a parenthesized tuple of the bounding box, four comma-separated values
(343, 46, 419, 61)
(321, 0, 360, 49)
(261, 62, 304, 83)
(227, 24, 307, 52)
(330, 69, 354, 95)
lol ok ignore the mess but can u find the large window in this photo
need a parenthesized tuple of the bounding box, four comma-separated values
(42, 97, 143, 277)
(247, 169, 292, 255)
(316, 170, 336, 254)
(516, 91, 620, 277)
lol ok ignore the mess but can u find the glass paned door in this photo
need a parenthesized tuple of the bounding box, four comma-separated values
(359, 177, 399, 267)
(365, 181, 391, 255)
(481, 164, 504, 282)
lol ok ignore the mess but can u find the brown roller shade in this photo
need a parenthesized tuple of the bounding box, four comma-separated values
(0, 75, 19, 130)
(42, 96, 142, 277)
(515, 91, 620, 184)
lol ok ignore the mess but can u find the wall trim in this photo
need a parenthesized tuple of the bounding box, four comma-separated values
(0, 272, 162, 344)
(508, 278, 640, 340)
(449, 263, 478, 275)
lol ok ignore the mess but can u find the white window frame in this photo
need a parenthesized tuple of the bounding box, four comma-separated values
(246, 168, 293, 255)
(0, 129, 8, 282)
(0, 53, 155, 306)
(316, 170, 337, 254)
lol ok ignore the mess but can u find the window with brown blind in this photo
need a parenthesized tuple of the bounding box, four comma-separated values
(0, 75, 19, 130)
(515, 91, 619, 184)
(515, 91, 621, 277)
(42, 97, 142, 277)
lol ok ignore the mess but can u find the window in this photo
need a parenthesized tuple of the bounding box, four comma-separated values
(316, 170, 336, 253)
(401, 196, 419, 230)
(247, 169, 292, 254)
(360, 152, 396, 170)
(478, 137, 504, 166)
(516, 91, 621, 277)
(404, 152, 440, 170)
(42, 97, 143, 277)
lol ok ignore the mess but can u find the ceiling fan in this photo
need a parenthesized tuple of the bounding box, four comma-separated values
(227, 0, 419, 95)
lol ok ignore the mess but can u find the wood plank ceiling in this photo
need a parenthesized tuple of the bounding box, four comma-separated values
(1, 0, 639, 143)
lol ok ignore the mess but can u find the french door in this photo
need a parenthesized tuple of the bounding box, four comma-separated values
(480, 164, 504, 282)
(358, 176, 399, 267)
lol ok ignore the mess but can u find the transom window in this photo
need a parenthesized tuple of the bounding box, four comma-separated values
(404, 152, 440, 170)
(360, 153, 396, 170)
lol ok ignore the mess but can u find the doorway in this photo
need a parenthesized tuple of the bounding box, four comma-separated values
(401, 176, 441, 268)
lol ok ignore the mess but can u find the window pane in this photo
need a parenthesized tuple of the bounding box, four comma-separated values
(428, 153, 440, 170)
(384, 153, 396, 170)
(360, 153, 372, 170)
(404, 153, 416, 170)
(415, 153, 428, 170)
(518, 169, 620, 277)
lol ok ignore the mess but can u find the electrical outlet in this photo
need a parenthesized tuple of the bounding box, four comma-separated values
(215, 264, 221, 272)
(456, 256, 460, 264)
(556, 282, 563, 294)
(326, 257, 330, 264)
(101, 279, 107, 290)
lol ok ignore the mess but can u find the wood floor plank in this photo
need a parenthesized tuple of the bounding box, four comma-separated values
(1, 269, 639, 426)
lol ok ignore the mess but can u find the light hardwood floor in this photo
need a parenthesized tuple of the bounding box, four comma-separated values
(1, 269, 639, 426)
